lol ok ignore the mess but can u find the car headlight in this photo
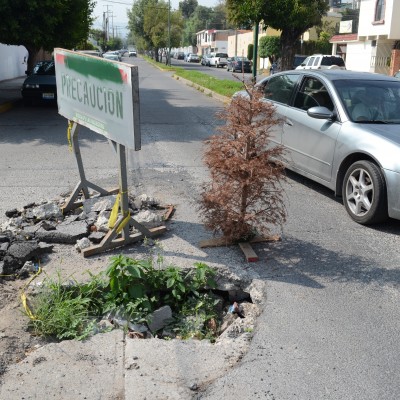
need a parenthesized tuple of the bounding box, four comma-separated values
(24, 84, 40, 89)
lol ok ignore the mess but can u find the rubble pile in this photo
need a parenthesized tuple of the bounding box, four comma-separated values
(0, 193, 167, 279)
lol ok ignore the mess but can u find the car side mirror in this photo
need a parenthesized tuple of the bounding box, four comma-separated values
(307, 106, 337, 121)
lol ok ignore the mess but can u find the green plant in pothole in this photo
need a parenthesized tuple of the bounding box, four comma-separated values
(27, 251, 220, 341)
(28, 272, 107, 340)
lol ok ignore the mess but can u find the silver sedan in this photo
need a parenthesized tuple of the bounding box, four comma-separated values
(239, 69, 400, 224)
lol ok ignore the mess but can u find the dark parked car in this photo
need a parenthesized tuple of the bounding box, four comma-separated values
(235, 69, 400, 224)
(174, 52, 185, 60)
(226, 56, 252, 73)
(21, 60, 56, 105)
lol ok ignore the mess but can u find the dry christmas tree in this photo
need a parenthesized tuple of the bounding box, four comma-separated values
(199, 82, 287, 244)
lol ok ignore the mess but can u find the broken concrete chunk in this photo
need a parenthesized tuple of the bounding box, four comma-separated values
(7, 241, 42, 264)
(19, 261, 36, 278)
(147, 305, 172, 333)
(35, 221, 88, 244)
(5, 208, 19, 218)
(133, 210, 163, 228)
(82, 195, 117, 213)
(75, 237, 91, 252)
(88, 231, 106, 244)
(31, 203, 62, 220)
(136, 194, 159, 208)
(94, 211, 111, 233)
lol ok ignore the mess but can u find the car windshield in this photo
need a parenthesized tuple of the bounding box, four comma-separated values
(321, 56, 345, 67)
(216, 53, 228, 58)
(33, 61, 55, 75)
(334, 79, 400, 123)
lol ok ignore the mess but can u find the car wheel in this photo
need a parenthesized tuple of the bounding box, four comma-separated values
(342, 160, 388, 224)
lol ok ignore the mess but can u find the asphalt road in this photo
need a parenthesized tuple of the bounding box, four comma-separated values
(1, 56, 400, 399)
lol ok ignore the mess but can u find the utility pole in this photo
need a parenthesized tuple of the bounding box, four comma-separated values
(252, 22, 259, 81)
(168, 0, 171, 66)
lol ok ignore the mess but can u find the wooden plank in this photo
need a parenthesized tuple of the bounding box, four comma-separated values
(238, 242, 259, 262)
(199, 237, 231, 248)
(250, 234, 281, 243)
(163, 205, 175, 221)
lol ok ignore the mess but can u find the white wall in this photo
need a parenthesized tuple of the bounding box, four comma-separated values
(0, 44, 28, 81)
(345, 41, 372, 72)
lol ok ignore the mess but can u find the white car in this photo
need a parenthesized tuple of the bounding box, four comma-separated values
(208, 52, 228, 68)
(296, 54, 346, 70)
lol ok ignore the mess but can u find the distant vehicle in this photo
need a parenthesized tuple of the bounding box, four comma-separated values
(187, 54, 200, 63)
(208, 52, 228, 68)
(394, 70, 400, 79)
(129, 50, 137, 57)
(292, 55, 308, 69)
(75, 50, 102, 57)
(21, 60, 56, 106)
(103, 53, 120, 61)
(296, 54, 346, 70)
(201, 54, 212, 66)
(104, 51, 122, 61)
(174, 52, 185, 60)
(226, 56, 251, 73)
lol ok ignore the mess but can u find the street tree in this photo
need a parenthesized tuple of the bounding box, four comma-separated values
(0, 0, 94, 72)
(179, 0, 198, 19)
(226, 0, 329, 71)
(259, 36, 281, 64)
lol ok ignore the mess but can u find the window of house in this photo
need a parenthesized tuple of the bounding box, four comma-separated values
(374, 0, 385, 22)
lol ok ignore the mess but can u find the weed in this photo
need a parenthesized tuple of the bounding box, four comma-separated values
(27, 254, 221, 342)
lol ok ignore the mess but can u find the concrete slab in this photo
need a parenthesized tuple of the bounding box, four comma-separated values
(0, 330, 125, 400)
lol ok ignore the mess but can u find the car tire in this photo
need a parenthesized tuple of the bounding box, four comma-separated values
(342, 160, 388, 224)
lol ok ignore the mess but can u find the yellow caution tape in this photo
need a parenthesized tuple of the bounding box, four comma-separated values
(20, 265, 42, 320)
(67, 120, 73, 152)
(108, 192, 121, 229)
(116, 211, 131, 234)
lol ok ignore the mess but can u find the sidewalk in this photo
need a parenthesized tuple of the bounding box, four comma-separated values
(0, 76, 25, 113)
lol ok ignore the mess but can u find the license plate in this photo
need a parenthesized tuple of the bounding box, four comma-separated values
(42, 93, 55, 99)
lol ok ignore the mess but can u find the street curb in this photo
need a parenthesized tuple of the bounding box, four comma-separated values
(172, 74, 231, 105)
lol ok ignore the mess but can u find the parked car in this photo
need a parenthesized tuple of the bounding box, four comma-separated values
(226, 56, 252, 73)
(174, 52, 185, 60)
(129, 50, 137, 57)
(296, 54, 346, 70)
(201, 54, 212, 66)
(187, 53, 200, 63)
(75, 50, 102, 57)
(21, 60, 56, 105)
(234, 69, 400, 224)
(103, 53, 120, 61)
(292, 54, 308, 69)
(208, 52, 229, 68)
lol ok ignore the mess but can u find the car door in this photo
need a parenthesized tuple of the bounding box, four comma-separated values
(282, 76, 341, 182)
(260, 73, 301, 145)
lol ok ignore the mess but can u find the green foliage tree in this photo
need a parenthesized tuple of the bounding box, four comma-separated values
(226, 0, 329, 71)
(258, 36, 280, 64)
(247, 44, 254, 61)
(128, 0, 183, 60)
(106, 37, 123, 51)
(179, 0, 198, 19)
(0, 0, 95, 72)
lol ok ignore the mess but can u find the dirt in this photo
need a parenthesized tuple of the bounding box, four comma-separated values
(0, 279, 43, 379)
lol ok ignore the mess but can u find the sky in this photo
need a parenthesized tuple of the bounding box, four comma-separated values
(92, 0, 218, 39)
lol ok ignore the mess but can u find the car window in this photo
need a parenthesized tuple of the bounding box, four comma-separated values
(216, 53, 228, 58)
(35, 62, 55, 75)
(263, 74, 300, 105)
(334, 79, 400, 123)
(313, 57, 320, 66)
(307, 57, 315, 67)
(321, 56, 345, 67)
(294, 77, 334, 111)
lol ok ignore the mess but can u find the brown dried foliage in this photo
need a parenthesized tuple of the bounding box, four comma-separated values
(199, 83, 287, 243)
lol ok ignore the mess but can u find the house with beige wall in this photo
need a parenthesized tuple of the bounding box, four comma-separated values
(196, 29, 234, 55)
(331, 0, 400, 75)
